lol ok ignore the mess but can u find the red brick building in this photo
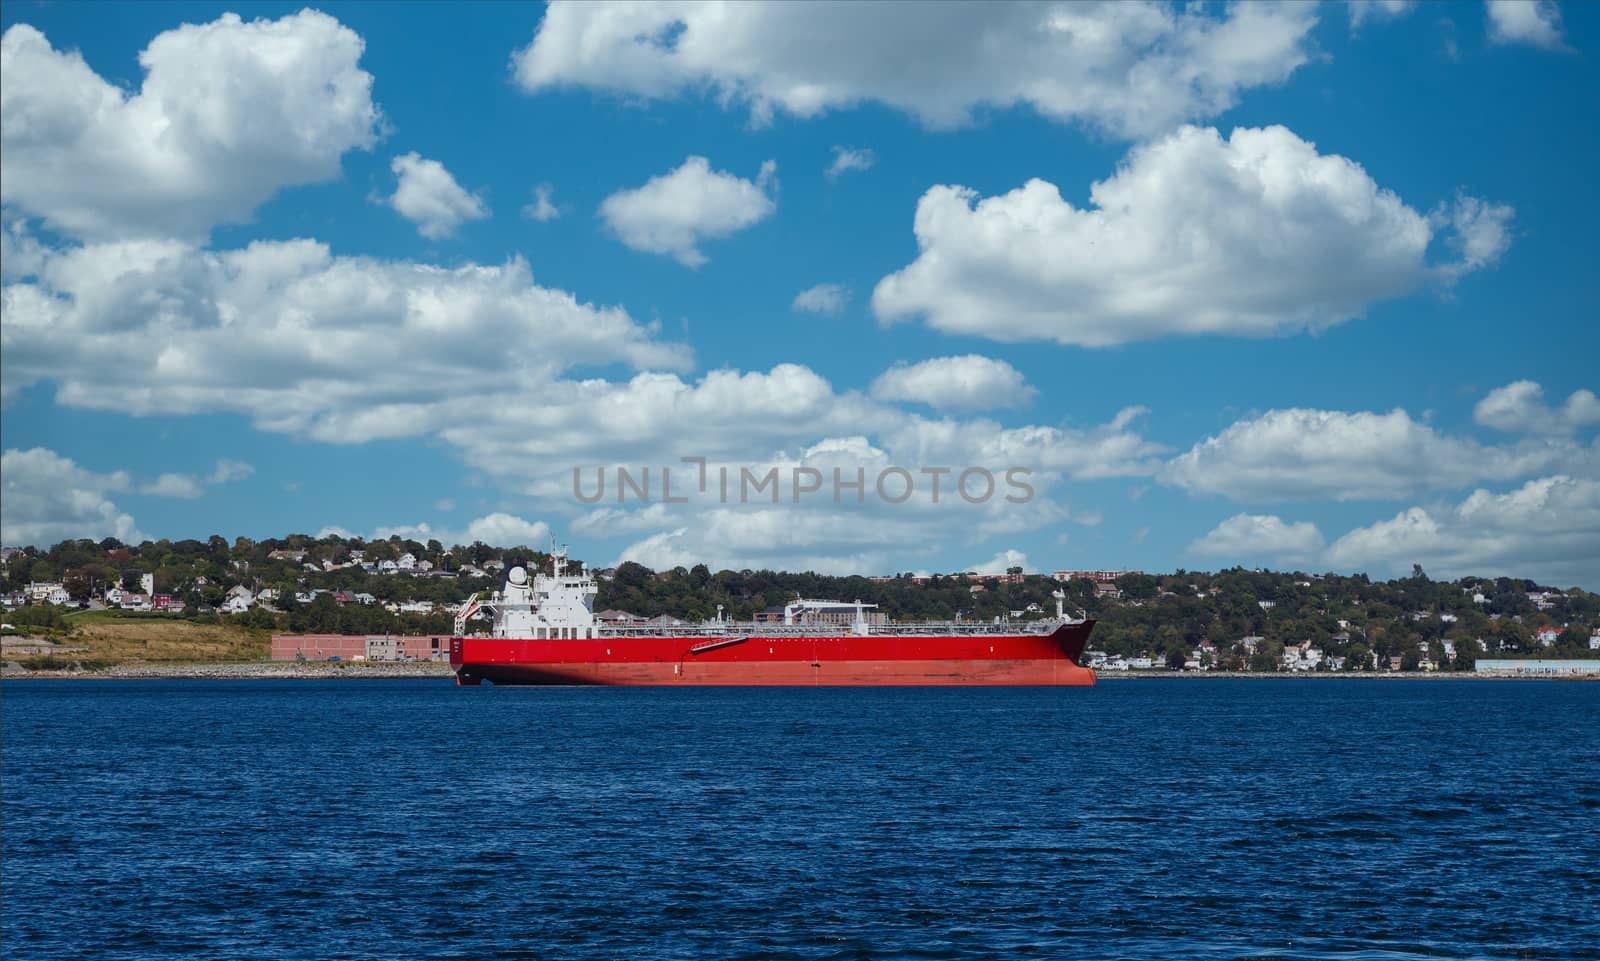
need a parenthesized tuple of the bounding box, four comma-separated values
(270, 633, 450, 662)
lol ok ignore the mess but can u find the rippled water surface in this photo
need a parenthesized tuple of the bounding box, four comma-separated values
(3, 679, 1597, 960)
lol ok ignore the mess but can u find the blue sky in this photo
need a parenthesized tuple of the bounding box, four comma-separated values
(2, 1, 1596, 586)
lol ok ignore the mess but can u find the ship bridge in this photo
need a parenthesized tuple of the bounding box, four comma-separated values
(454, 545, 599, 639)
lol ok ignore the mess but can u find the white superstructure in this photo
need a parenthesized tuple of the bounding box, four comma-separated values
(454, 546, 1087, 639)
(454, 545, 598, 638)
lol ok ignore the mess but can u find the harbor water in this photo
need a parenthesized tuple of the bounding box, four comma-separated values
(2, 678, 1597, 960)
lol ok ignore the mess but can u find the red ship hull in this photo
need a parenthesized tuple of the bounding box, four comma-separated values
(451, 621, 1095, 686)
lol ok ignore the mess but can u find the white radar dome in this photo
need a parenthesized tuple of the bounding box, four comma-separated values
(508, 566, 528, 585)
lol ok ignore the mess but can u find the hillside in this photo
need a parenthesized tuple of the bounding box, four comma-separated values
(3, 534, 1597, 672)
(2, 611, 269, 670)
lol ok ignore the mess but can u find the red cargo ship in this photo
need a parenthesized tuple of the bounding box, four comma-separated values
(450, 547, 1095, 686)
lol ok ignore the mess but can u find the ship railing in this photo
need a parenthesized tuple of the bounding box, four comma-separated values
(594, 619, 1071, 638)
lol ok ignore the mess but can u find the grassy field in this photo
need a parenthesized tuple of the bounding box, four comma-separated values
(20, 613, 269, 665)
(64, 608, 158, 623)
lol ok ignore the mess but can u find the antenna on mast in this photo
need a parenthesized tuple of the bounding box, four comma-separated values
(548, 533, 567, 577)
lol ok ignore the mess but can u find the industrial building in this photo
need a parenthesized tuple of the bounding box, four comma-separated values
(1474, 659, 1600, 677)
(270, 633, 450, 662)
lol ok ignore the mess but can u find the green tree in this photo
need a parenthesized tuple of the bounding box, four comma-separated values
(1344, 643, 1371, 671)
(64, 567, 101, 602)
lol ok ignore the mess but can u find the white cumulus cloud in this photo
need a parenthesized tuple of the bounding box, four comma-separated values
(141, 475, 204, 499)
(1473, 380, 1600, 436)
(387, 152, 490, 239)
(0, 12, 380, 242)
(792, 283, 848, 315)
(429, 363, 1163, 573)
(139, 459, 255, 499)
(522, 183, 560, 222)
(613, 511, 952, 577)
(1347, 1, 1417, 30)
(1189, 513, 1325, 561)
(439, 365, 1164, 508)
(513, 1, 1317, 139)
(1326, 475, 1600, 586)
(461, 513, 553, 548)
(874, 125, 1511, 347)
(0, 238, 691, 438)
(1, 218, 48, 279)
(1163, 405, 1590, 502)
(826, 146, 876, 180)
(1, 447, 143, 546)
(338, 513, 553, 549)
(572, 503, 676, 537)
(599, 156, 776, 267)
(1486, 0, 1567, 50)
(209, 460, 255, 484)
(970, 549, 1030, 575)
(870, 355, 1035, 411)
(4, 219, 1171, 573)
(1435, 194, 1515, 278)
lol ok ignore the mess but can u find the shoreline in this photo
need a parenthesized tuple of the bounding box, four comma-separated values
(1093, 670, 1596, 681)
(2, 663, 1591, 681)
(1, 661, 456, 680)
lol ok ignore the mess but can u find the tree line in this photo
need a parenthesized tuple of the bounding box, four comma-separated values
(4, 536, 1595, 668)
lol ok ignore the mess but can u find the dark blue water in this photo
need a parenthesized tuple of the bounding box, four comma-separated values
(2, 679, 1597, 960)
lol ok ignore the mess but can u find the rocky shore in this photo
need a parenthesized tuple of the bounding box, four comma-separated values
(1, 660, 455, 680)
(1092, 670, 1578, 680)
(4, 662, 1583, 681)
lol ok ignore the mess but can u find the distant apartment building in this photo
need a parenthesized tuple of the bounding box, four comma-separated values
(869, 571, 1026, 585)
(1049, 571, 1138, 601)
(1052, 570, 1142, 583)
